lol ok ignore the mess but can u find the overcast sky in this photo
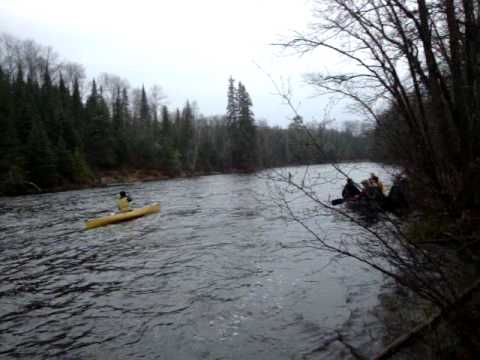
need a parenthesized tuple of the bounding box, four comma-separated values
(0, 0, 355, 128)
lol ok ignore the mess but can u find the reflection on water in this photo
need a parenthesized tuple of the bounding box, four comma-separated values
(0, 163, 393, 359)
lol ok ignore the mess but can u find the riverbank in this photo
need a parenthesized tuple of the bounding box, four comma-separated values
(0, 168, 229, 197)
(0, 161, 377, 198)
(372, 211, 480, 359)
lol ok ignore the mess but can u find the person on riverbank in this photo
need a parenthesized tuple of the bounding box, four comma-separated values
(387, 175, 409, 210)
(369, 173, 385, 194)
(117, 191, 132, 212)
(358, 177, 386, 205)
(342, 178, 361, 200)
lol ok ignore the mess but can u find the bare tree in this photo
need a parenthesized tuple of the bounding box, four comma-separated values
(60, 61, 86, 92)
(278, 0, 480, 216)
(149, 84, 167, 122)
(265, 1, 480, 356)
(97, 72, 130, 112)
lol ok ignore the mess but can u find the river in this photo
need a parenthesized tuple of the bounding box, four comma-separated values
(0, 163, 393, 359)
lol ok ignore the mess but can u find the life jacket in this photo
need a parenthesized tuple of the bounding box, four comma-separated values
(377, 181, 385, 194)
(117, 197, 130, 212)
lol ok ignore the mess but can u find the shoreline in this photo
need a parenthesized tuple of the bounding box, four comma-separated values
(0, 161, 383, 198)
(0, 168, 234, 198)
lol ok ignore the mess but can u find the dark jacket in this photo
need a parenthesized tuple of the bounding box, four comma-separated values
(342, 182, 361, 199)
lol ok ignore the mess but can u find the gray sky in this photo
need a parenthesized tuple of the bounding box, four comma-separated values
(0, 0, 354, 128)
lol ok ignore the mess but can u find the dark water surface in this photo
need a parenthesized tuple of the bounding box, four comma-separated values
(0, 163, 392, 359)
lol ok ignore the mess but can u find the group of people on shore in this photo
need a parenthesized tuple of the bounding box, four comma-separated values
(341, 173, 408, 210)
(342, 173, 385, 200)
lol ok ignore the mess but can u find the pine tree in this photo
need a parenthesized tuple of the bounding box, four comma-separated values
(158, 105, 180, 174)
(0, 67, 11, 163)
(160, 105, 173, 156)
(58, 74, 78, 150)
(164, 148, 182, 176)
(56, 136, 75, 181)
(179, 101, 195, 171)
(112, 88, 128, 165)
(120, 88, 131, 128)
(0, 66, 28, 192)
(161, 105, 171, 138)
(71, 77, 84, 142)
(0, 115, 27, 193)
(0, 66, 10, 119)
(13, 64, 33, 144)
(226, 76, 238, 125)
(173, 108, 182, 150)
(23, 75, 41, 142)
(40, 66, 61, 145)
(225, 77, 240, 170)
(112, 88, 124, 131)
(84, 80, 116, 167)
(71, 147, 94, 183)
(236, 82, 257, 171)
(133, 86, 155, 166)
(26, 118, 58, 187)
(140, 85, 151, 129)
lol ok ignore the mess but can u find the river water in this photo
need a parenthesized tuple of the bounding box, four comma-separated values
(0, 163, 393, 359)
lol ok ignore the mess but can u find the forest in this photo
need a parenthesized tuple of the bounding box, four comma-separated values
(0, 33, 373, 195)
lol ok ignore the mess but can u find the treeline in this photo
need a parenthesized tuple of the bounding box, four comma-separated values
(0, 33, 372, 195)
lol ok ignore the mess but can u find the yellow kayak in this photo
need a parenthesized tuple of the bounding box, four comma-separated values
(85, 203, 160, 230)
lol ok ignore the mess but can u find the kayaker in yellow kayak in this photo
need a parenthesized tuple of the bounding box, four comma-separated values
(117, 191, 132, 212)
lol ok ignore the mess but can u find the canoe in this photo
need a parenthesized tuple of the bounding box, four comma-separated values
(85, 203, 160, 230)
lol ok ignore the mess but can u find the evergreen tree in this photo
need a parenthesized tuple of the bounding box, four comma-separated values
(56, 136, 75, 181)
(0, 67, 11, 164)
(120, 88, 131, 128)
(13, 65, 35, 144)
(226, 76, 238, 125)
(112, 88, 124, 131)
(58, 74, 78, 150)
(112, 88, 128, 165)
(0, 66, 10, 121)
(179, 101, 195, 171)
(173, 108, 182, 150)
(71, 147, 94, 183)
(163, 148, 181, 176)
(23, 75, 41, 140)
(71, 77, 84, 141)
(226, 77, 240, 170)
(40, 65, 61, 145)
(132, 86, 156, 166)
(0, 115, 26, 193)
(161, 105, 171, 138)
(236, 82, 257, 171)
(2, 67, 30, 190)
(159, 105, 181, 174)
(26, 118, 58, 187)
(140, 85, 151, 129)
(84, 80, 116, 167)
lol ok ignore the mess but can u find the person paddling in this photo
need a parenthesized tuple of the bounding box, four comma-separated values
(342, 178, 361, 200)
(117, 191, 132, 212)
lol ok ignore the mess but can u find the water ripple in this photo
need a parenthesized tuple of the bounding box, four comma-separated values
(0, 163, 390, 359)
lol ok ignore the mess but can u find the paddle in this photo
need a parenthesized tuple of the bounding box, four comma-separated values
(331, 198, 345, 206)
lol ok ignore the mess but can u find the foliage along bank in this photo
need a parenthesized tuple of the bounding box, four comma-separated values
(0, 34, 373, 196)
